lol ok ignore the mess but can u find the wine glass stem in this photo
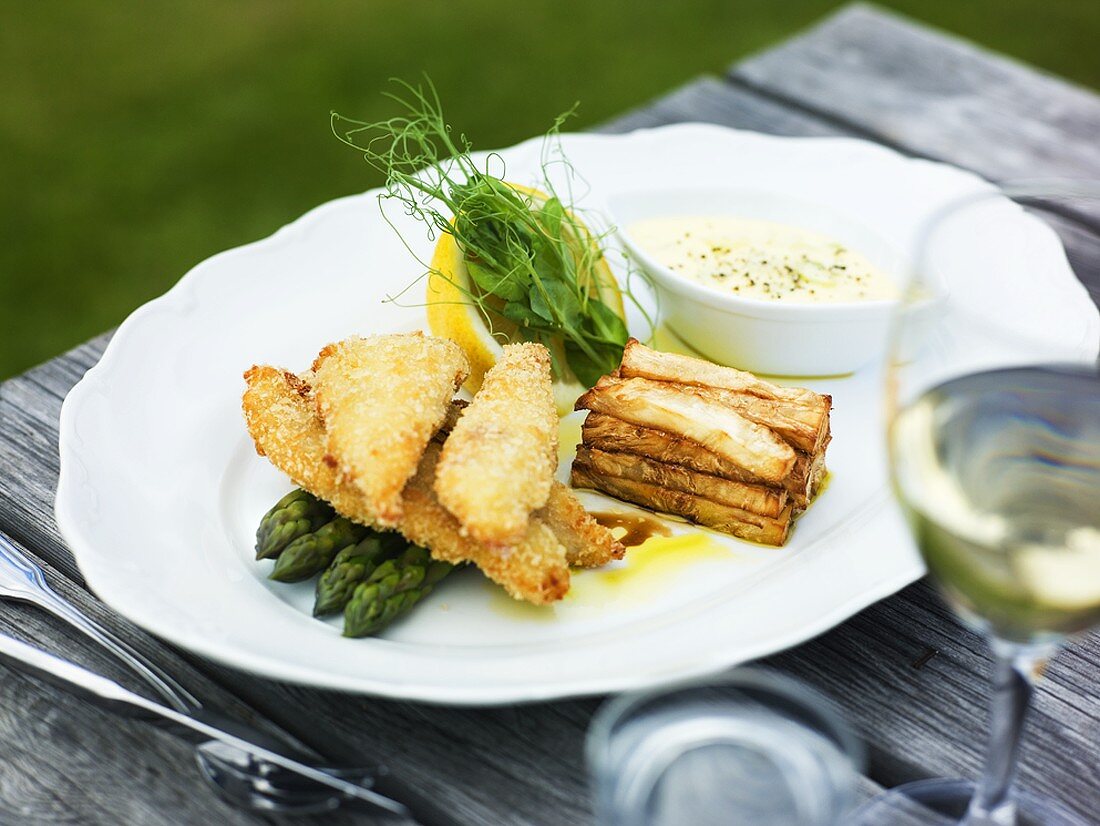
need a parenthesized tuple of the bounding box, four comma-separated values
(963, 642, 1048, 826)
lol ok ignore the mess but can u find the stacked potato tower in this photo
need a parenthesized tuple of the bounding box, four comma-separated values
(572, 340, 832, 546)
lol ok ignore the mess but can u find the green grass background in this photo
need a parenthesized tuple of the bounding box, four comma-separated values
(3, 0, 1098, 379)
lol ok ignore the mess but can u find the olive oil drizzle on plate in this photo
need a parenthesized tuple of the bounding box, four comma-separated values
(487, 516, 738, 620)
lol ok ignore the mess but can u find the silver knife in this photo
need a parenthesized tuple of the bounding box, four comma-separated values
(0, 630, 436, 822)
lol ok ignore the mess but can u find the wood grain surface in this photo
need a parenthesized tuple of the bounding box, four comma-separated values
(1, 5, 1098, 824)
(732, 5, 1100, 191)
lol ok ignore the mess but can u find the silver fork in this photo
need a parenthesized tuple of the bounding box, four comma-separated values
(0, 531, 369, 815)
(0, 532, 201, 710)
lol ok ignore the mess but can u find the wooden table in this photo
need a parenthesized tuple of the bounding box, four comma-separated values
(1, 5, 1098, 823)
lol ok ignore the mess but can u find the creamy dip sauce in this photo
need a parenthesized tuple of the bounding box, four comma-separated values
(629, 216, 897, 302)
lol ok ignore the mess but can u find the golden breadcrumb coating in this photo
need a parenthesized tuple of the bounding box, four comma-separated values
(311, 333, 468, 527)
(538, 482, 625, 567)
(408, 444, 569, 603)
(243, 365, 384, 522)
(242, 365, 569, 604)
(435, 343, 557, 547)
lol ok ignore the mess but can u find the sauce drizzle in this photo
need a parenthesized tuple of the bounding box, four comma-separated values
(591, 511, 672, 548)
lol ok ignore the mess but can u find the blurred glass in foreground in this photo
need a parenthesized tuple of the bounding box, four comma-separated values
(586, 669, 862, 826)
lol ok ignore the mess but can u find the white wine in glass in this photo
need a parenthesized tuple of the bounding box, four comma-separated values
(894, 365, 1100, 645)
(859, 183, 1100, 826)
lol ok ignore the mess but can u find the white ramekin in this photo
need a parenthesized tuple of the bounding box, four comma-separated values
(608, 188, 940, 376)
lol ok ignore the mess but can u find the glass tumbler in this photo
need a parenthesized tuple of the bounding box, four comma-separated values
(586, 669, 863, 826)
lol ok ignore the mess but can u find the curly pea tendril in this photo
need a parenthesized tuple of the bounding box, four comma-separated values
(331, 76, 653, 387)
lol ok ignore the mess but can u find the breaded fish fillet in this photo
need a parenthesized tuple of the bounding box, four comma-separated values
(311, 333, 468, 527)
(409, 444, 569, 603)
(433, 396, 620, 565)
(435, 343, 557, 547)
(538, 482, 625, 567)
(242, 365, 374, 522)
(243, 365, 569, 604)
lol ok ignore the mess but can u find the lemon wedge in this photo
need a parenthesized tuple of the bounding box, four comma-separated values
(424, 184, 625, 415)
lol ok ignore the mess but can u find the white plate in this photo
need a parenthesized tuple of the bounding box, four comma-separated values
(56, 124, 1098, 705)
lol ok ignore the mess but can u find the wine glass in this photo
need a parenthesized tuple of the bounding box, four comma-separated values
(857, 182, 1100, 824)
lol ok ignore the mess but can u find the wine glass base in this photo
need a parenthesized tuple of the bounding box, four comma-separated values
(852, 778, 1086, 825)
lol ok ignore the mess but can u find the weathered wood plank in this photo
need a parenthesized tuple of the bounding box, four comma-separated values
(594, 76, 839, 138)
(0, 548, 283, 823)
(765, 582, 1100, 817)
(0, 333, 112, 584)
(731, 3, 1100, 228)
(0, 669, 259, 826)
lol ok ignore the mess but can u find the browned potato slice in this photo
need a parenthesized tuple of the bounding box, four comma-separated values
(576, 446, 788, 518)
(571, 462, 793, 547)
(576, 376, 796, 485)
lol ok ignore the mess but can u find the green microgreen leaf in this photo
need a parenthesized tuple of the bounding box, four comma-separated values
(332, 76, 655, 388)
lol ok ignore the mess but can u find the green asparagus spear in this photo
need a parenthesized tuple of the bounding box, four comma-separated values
(255, 489, 334, 560)
(270, 517, 369, 583)
(313, 532, 407, 617)
(343, 546, 454, 637)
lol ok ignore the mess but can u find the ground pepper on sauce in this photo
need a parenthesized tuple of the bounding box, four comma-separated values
(630, 216, 897, 302)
